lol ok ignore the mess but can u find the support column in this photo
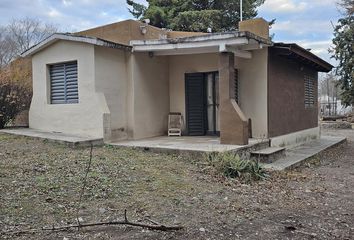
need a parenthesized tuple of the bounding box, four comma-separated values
(219, 52, 249, 145)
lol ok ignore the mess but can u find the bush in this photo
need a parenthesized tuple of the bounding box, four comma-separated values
(0, 57, 32, 129)
(206, 151, 269, 181)
(0, 81, 32, 128)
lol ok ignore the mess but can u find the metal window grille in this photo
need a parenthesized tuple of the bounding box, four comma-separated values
(50, 61, 78, 104)
(304, 75, 315, 108)
(234, 69, 239, 104)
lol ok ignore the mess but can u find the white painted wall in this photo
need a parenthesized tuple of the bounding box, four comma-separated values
(271, 127, 320, 148)
(30, 41, 105, 138)
(236, 48, 268, 138)
(168, 51, 268, 138)
(94, 46, 129, 141)
(169, 53, 219, 132)
(30, 41, 268, 141)
(130, 53, 170, 139)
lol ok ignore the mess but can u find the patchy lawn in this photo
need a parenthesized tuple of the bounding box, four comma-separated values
(0, 130, 353, 239)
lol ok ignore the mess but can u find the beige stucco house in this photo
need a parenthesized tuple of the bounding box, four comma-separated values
(22, 19, 332, 146)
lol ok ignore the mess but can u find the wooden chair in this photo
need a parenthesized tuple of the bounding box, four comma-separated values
(168, 112, 182, 136)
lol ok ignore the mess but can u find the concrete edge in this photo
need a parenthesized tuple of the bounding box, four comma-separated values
(270, 127, 320, 148)
(264, 136, 347, 171)
(107, 139, 270, 160)
(0, 130, 104, 148)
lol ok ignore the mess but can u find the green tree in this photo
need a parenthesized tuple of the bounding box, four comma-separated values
(126, 0, 265, 32)
(331, 0, 354, 106)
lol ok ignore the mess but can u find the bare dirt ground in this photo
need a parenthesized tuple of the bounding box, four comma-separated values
(0, 129, 353, 240)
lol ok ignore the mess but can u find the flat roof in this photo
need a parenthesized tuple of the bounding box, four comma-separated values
(130, 31, 272, 57)
(130, 31, 272, 46)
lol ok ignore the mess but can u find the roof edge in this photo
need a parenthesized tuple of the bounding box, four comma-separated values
(130, 31, 272, 46)
(21, 33, 132, 57)
(273, 42, 333, 72)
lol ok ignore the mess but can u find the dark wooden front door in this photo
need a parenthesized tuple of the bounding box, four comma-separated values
(185, 73, 206, 136)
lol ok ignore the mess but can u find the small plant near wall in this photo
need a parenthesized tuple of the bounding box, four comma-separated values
(205, 151, 269, 182)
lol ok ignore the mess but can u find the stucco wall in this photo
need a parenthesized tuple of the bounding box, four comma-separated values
(77, 20, 164, 45)
(169, 53, 219, 132)
(236, 48, 268, 138)
(130, 53, 170, 139)
(94, 46, 129, 141)
(268, 47, 318, 137)
(169, 51, 268, 138)
(30, 41, 105, 138)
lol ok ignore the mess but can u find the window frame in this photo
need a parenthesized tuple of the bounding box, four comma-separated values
(49, 61, 79, 104)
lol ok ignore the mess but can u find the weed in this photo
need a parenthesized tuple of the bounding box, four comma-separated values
(205, 151, 269, 181)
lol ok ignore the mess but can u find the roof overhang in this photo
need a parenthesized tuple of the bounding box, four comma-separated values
(272, 43, 333, 72)
(130, 31, 272, 58)
(21, 33, 132, 57)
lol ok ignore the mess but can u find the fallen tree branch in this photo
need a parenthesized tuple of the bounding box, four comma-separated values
(2, 210, 183, 236)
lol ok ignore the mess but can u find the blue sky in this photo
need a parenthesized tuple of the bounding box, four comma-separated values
(0, 0, 341, 64)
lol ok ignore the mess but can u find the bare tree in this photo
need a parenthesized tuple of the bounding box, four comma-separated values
(338, 0, 354, 15)
(0, 27, 16, 67)
(0, 17, 57, 67)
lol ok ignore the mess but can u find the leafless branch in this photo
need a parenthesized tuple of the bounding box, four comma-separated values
(2, 210, 183, 236)
(76, 143, 94, 228)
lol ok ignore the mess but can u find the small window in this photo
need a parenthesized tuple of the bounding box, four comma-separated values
(234, 69, 239, 104)
(50, 61, 78, 104)
(304, 75, 315, 108)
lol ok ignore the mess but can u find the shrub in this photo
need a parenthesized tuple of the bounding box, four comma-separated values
(0, 57, 32, 128)
(0, 81, 32, 128)
(206, 151, 269, 181)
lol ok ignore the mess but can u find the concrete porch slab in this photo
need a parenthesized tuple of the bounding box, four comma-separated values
(263, 135, 346, 171)
(109, 136, 269, 155)
(0, 128, 104, 147)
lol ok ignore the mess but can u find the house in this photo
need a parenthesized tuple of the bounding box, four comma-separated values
(21, 18, 333, 146)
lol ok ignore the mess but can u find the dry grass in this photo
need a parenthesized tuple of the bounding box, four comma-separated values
(1, 131, 354, 239)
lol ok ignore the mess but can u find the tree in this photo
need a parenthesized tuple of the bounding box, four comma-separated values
(331, 0, 354, 106)
(0, 18, 57, 128)
(339, 0, 354, 15)
(0, 17, 57, 68)
(126, 0, 266, 32)
(0, 58, 32, 128)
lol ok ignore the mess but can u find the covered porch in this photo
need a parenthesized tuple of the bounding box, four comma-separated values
(128, 31, 271, 145)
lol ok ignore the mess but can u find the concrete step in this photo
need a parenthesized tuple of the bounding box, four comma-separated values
(251, 147, 286, 163)
(263, 136, 346, 171)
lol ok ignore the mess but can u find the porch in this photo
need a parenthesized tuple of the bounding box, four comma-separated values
(109, 135, 269, 155)
(128, 31, 271, 145)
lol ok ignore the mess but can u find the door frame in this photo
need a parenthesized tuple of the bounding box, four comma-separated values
(185, 71, 219, 136)
(206, 71, 220, 136)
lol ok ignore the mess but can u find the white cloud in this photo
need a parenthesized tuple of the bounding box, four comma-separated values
(62, 0, 72, 7)
(47, 8, 62, 18)
(271, 19, 333, 36)
(259, 0, 307, 13)
(289, 39, 335, 64)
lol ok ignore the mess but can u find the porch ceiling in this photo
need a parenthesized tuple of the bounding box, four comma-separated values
(130, 31, 272, 58)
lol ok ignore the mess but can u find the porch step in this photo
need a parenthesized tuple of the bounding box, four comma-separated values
(250, 147, 286, 163)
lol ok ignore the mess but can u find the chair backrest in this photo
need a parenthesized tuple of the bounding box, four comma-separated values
(168, 112, 182, 129)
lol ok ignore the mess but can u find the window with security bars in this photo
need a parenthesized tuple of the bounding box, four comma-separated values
(49, 61, 78, 104)
(234, 69, 239, 104)
(304, 75, 315, 108)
